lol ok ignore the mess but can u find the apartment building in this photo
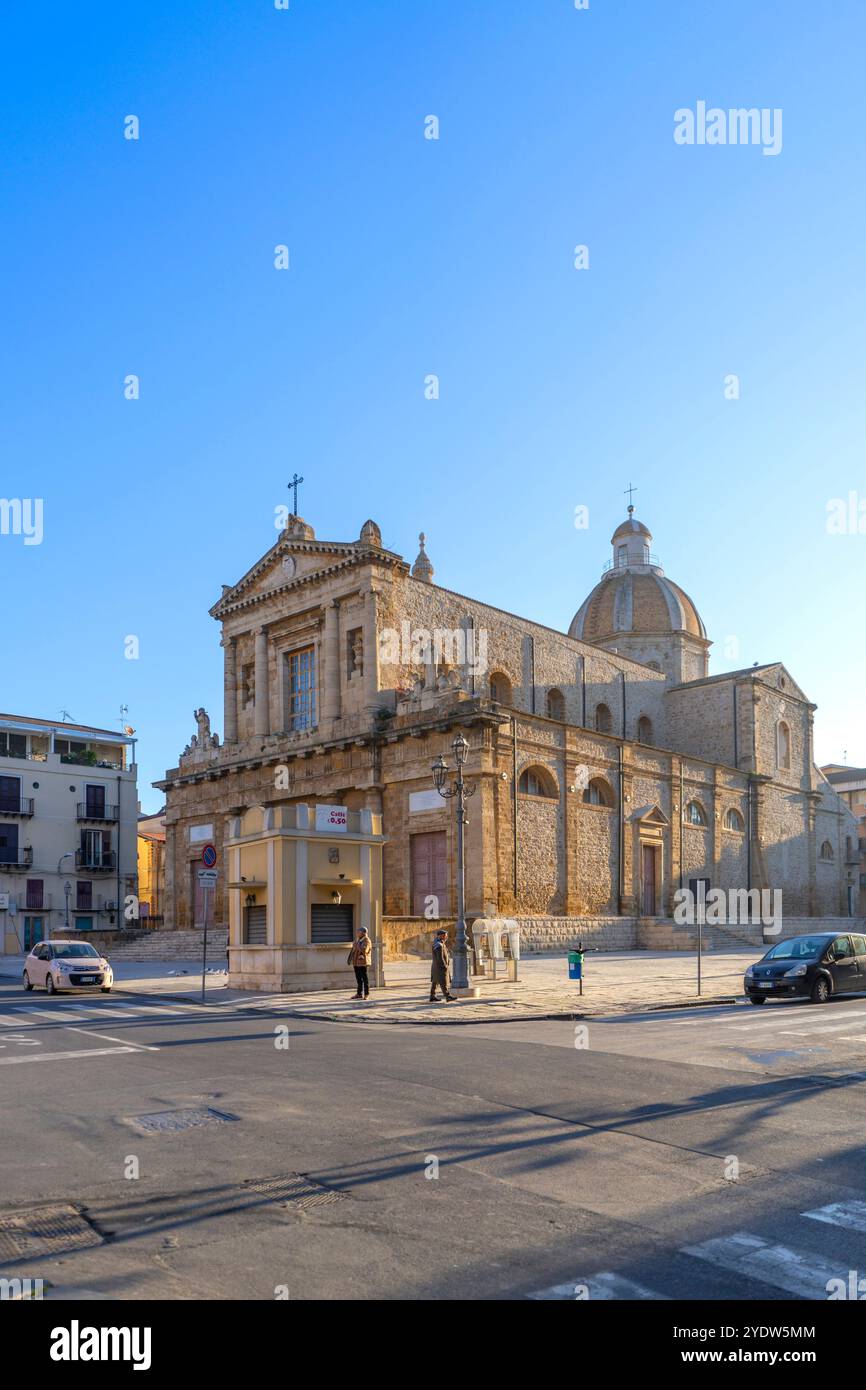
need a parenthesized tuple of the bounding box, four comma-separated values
(0, 713, 138, 953)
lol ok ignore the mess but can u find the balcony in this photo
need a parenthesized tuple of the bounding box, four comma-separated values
(75, 850, 116, 873)
(0, 797, 35, 817)
(76, 803, 119, 823)
(0, 848, 34, 872)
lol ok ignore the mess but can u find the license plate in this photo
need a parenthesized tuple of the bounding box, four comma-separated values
(759, 981, 774, 989)
(79, 977, 95, 985)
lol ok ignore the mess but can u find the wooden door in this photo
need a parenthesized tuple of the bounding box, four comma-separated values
(641, 844, 657, 917)
(411, 831, 448, 917)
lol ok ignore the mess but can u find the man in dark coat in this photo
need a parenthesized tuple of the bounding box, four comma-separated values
(430, 929, 455, 1002)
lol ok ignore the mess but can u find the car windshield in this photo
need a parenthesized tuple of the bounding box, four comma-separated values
(764, 936, 828, 961)
(52, 944, 100, 959)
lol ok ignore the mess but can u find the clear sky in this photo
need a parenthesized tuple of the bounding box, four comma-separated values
(2, 1, 864, 811)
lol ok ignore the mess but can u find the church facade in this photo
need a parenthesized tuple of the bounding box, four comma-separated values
(157, 508, 859, 965)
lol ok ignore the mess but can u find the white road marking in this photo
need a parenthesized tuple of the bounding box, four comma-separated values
(0, 1046, 138, 1065)
(0, 1013, 36, 1027)
(64, 1027, 159, 1053)
(527, 1272, 667, 1300)
(803, 1201, 866, 1233)
(779, 1018, 866, 1036)
(682, 1231, 844, 1298)
(727, 1008, 866, 1032)
(13, 1007, 92, 1022)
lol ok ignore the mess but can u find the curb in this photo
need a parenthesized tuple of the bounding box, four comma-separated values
(255, 993, 745, 1026)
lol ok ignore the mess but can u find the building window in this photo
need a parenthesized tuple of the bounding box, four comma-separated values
(0, 731, 27, 758)
(546, 689, 565, 721)
(777, 720, 791, 770)
(636, 715, 653, 745)
(0, 775, 22, 813)
(489, 672, 512, 705)
(595, 703, 612, 734)
(617, 545, 627, 568)
(686, 800, 707, 826)
(189, 824, 214, 844)
(820, 840, 834, 862)
(288, 646, 317, 731)
(76, 881, 93, 910)
(518, 767, 557, 799)
(724, 808, 745, 832)
(25, 879, 43, 910)
(584, 777, 615, 807)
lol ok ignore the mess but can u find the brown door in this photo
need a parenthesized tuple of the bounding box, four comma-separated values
(641, 844, 657, 916)
(411, 831, 448, 917)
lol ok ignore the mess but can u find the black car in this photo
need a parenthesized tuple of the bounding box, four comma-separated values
(744, 931, 866, 1005)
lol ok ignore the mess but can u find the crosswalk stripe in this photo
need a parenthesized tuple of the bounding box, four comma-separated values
(13, 1007, 92, 1021)
(0, 1046, 138, 1066)
(58, 1006, 139, 1019)
(803, 1201, 866, 1234)
(682, 1231, 844, 1298)
(728, 1009, 866, 1032)
(527, 1272, 666, 1301)
(779, 1019, 866, 1036)
(0, 1013, 35, 1027)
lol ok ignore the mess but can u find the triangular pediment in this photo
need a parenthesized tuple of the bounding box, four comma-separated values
(632, 803, 669, 827)
(210, 522, 408, 620)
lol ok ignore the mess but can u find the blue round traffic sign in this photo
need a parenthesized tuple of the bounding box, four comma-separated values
(201, 844, 217, 868)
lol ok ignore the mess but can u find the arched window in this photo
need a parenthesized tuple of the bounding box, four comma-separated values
(777, 720, 791, 770)
(489, 672, 512, 706)
(617, 545, 627, 568)
(820, 840, 834, 862)
(595, 703, 612, 734)
(724, 808, 745, 832)
(546, 688, 565, 721)
(686, 800, 707, 827)
(518, 766, 557, 799)
(636, 715, 653, 745)
(583, 777, 615, 807)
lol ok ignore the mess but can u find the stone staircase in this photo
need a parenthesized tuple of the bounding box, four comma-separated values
(105, 928, 228, 961)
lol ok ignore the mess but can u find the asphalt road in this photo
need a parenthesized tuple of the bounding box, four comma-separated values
(4, 981, 866, 1301)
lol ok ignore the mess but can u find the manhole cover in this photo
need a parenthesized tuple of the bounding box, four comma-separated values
(244, 1173, 345, 1211)
(128, 1106, 238, 1134)
(0, 1205, 103, 1264)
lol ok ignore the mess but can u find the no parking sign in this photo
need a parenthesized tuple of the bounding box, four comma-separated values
(201, 844, 217, 868)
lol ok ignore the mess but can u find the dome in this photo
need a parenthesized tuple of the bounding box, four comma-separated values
(359, 519, 382, 547)
(568, 507, 707, 644)
(569, 570, 706, 642)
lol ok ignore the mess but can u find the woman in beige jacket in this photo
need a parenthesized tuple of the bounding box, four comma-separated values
(347, 928, 372, 1000)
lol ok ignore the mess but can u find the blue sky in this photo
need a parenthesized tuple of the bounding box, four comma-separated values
(2, 0, 864, 810)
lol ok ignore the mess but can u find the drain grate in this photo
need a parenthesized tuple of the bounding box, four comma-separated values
(244, 1173, 345, 1211)
(128, 1106, 238, 1134)
(0, 1205, 103, 1264)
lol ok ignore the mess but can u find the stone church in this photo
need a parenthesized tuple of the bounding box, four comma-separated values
(157, 506, 858, 969)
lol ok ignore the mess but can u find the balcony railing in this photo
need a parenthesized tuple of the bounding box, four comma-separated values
(75, 850, 116, 872)
(76, 803, 119, 822)
(602, 553, 661, 573)
(0, 848, 34, 871)
(0, 797, 34, 817)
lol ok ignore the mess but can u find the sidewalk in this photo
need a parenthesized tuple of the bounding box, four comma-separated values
(0, 948, 765, 1020)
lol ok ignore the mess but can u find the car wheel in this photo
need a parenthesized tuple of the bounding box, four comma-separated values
(23, 971, 33, 992)
(45, 973, 57, 996)
(810, 976, 831, 1005)
(101, 986, 111, 993)
(748, 995, 766, 1005)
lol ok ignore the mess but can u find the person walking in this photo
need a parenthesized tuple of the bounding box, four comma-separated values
(430, 928, 455, 1002)
(347, 926, 372, 1000)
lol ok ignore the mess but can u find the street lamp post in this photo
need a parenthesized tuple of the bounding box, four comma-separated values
(432, 733, 476, 992)
(55, 852, 75, 943)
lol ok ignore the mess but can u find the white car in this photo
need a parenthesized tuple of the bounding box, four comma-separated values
(23, 940, 113, 994)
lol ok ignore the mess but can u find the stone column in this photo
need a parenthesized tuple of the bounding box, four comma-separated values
(254, 627, 270, 737)
(363, 588, 381, 710)
(322, 599, 341, 723)
(222, 636, 238, 744)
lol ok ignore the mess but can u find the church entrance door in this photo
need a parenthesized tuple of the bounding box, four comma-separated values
(641, 843, 658, 916)
(411, 831, 448, 917)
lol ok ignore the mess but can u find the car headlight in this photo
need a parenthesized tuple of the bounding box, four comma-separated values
(744, 968, 754, 979)
(784, 964, 808, 977)
(57, 960, 72, 971)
